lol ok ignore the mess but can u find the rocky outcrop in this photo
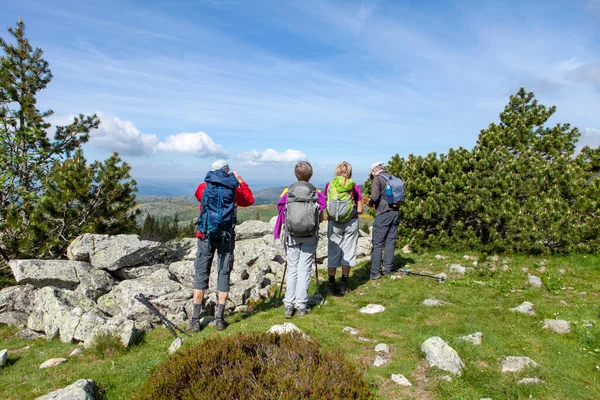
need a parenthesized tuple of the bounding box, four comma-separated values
(2, 220, 372, 344)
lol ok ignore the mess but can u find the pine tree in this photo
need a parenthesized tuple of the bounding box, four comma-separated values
(0, 20, 137, 260)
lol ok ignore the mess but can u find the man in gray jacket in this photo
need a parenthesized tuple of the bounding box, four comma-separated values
(367, 162, 400, 279)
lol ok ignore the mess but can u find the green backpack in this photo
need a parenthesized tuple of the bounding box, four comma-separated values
(326, 176, 356, 222)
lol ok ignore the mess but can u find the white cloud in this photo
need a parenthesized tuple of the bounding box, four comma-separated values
(91, 113, 159, 156)
(156, 132, 227, 157)
(577, 127, 600, 152)
(236, 149, 307, 166)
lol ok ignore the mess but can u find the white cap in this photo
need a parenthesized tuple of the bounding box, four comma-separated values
(211, 159, 230, 172)
(370, 162, 385, 172)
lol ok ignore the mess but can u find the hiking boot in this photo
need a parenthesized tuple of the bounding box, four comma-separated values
(326, 281, 337, 296)
(215, 318, 228, 331)
(339, 280, 349, 295)
(284, 306, 294, 319)
(370, 273, 382, 280)
(297, 308, 311, 317)
(186, 318, 201, 333)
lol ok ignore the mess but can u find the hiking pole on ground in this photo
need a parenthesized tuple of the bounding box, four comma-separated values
(278, 260, 287, 299)
(134, 293, 191, 339)
(398, 269, 445, 282)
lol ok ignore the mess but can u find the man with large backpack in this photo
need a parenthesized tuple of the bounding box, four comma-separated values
(187, 160, 254, 332)
(367, 162, 404, 279)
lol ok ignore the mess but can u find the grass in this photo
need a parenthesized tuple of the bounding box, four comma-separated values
(1, 251, 599, 399)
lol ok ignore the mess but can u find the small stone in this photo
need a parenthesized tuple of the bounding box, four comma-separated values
(434, 255, 447, 260)
(517, 378, 545, 385)
(439, 375, 453, 382)
(487, 255, 500, 262)
(168, 337, 183, 354)
(509, 301, 536, 316)
(472, 261, 478, 267)
(373, 355, 388, 367)
(537, 266, 547, 273)
(527, 275, 542, 288)
(457, 332, 482, 345)
(391, 374, 412, 386)
(69, 348, 83, 357)
(521, 267, 529, 273)
(472, 280, 486, 286)
(343, 326, 359, 336)
(40, 358, 67, 369)
(359, 304, 385, 314)
(559, 269, 566, 274)
(267, 322, 305, 336)
(434, 273, 447, 282)
(402, 244, 412, 254)
(423, 298, 451, 307)
(358, 336, 373, 342)
(390, 274, 402, 280)
(543, 319, 571, 334)
(501, 356, 539, 373)
(450, 264, 466, 275)
(375, 343, 390, 354)
(501, 265, 510, 271)
(463, 255, 477, 261)
(0, 349, 7, 367)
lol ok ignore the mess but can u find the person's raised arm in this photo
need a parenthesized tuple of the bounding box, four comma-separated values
(233, 171, 254, 206)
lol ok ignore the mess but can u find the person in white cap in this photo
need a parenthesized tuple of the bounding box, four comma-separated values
(187, 159, 254, 332)
(367, 162, 400, 279)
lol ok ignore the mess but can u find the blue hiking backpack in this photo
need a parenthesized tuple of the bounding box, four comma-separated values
(379, 173, 405, 206)
(197, 170, 239, 237)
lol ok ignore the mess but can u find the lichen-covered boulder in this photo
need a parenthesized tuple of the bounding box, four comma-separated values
(9, 260, 83, 289)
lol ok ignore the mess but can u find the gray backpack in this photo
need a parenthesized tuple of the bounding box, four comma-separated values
(285, 182, 320, 237)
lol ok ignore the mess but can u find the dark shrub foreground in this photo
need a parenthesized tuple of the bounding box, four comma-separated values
(134, 332, 374, 400)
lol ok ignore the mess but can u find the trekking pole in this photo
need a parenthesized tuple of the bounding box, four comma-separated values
(277, 239, 288, 299)
(398, 269, 445, 282)
(134, 293, 191, 339)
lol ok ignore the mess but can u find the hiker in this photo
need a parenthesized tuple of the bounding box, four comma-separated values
(367, 162, 400, 279)
(187, 160, 254, 332)
(274, 161, 326, 318)
(325, 161, 363, 295)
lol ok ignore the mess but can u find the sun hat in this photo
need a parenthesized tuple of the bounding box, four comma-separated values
(370, 162, 386, 172)
(211, 159, 230, 172)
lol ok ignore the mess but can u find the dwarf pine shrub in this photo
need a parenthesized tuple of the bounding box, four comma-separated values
(368, 88, 600, 254)
(134, 332, 374, 400)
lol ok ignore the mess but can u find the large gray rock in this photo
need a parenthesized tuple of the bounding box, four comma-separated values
(501, 356, 539, 373)
(74, 263, 115, 300)
(267, 322, 305, 336)
(421, 336, 465, 376)
(527, 275, 542, 288)
(67, 234, 160, 271)
(96, 269, 188, 321)
(27, 287, 106, 344)
(359, 304, 385, 314)
(9, 260, 82, 289)
(36, 379, 96, 400)
(86, 314, 138, 348)
(12, 329, 45, 340)
(235, 220, 273, 241)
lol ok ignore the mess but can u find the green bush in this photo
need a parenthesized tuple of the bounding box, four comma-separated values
(91, 332, 126, 359)
(134, 332, 374, 400)
(369, 88, 600, 254)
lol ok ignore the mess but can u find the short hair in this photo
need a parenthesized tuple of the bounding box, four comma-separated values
(370, 162, 386, 173)
(335, 161, 352, 179)
(294, 161, 313, 182)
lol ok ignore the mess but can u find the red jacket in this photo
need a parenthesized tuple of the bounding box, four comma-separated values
(195, 181, 255, 238)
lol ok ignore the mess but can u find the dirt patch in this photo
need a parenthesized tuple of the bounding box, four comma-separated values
(410, 361, 435, 400)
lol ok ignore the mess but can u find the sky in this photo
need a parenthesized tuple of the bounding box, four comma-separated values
(2, 0, 600, 189)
